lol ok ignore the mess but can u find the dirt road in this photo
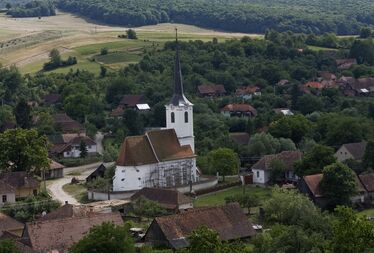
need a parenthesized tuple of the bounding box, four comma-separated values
(47, 162, 114, 204)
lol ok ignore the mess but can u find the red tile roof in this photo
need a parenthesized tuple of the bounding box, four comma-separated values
(53, 113, 84, 133)
(0, 172, 39, 189)
(359, 173, 374, 192)
(119, 95, 145, 107)
(221, 104, 257, 115)
(0, 213, 24, 234)
(49, 160, 65, 171)
(147, 203, 255, 249)
(116, 129, 195, 166)
(197, 84, 226, 95)
(38, 204, 95, 221)
(25, 212, 123, 253)
(304, 81, 324, 89)
(235, 86, 260, 96)
(131, 187, 192, 210)
(251, 151, 302, 171)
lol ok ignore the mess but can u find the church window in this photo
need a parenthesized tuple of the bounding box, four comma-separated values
(121, 178, 125, 181)
(184, 111, 188, 123)
(171, 112, 175, 123)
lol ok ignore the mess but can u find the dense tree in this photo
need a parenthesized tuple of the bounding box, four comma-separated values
(0, 240, 21, 253)
(225, 193, 259, 213)
(350, 39, 374, 65)
(269, 159, 286, 183)
(131, 196, 167, 217)
(363, 141, 374, 170)
(79, 140, 88, 158)
(331, 206, 374, 253)
(320, 163, 357, 208)
(69, 222, 135, 253)
(294, 144, 336, 176)
(7, 0, 56, 17)
(14, 99, 31, 129)
(126, 29, 137, 39)
(0, 128, 49, 173)
(207, 148, 239, 181)
(269, 114, 313, 143)
(188, 226, 222, 253)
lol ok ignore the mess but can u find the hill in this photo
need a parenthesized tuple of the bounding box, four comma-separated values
(57, 0, 374, 35)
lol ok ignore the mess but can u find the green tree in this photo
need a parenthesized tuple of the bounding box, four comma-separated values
(363, 141, 374, 170)
(331, 206, 374, 253)
(100, 48, 108, 55)
(188, 226, 222, 253)
(0, 128, 49, 173)
(126, 29, 137, 39)
(69, 222, 135, 253)
(269, 159, 286, 184)
(269, 114, 312, 143)
(132, 196, 167, 218)
(0, 240, 20, 253)
(79, 140, 88, 158)
(320, 163, 357, 208)
(49, 48, 61, 66)
(294, 144, 336, 176)
(207, 148, 239, 182)
(360, 27, 372, 38)
(14, 99, 31, 129)
(225, 193, 259, 213)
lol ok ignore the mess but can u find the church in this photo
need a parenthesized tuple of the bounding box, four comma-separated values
(113, 34, 197, 192)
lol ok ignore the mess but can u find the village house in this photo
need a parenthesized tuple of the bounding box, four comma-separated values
(144, 203, 256, 250)
(53, 113, 85, 134)
(43, 159, 64, 179)
(49, 133, 97, 158)
(0, 213, 25, 237)
(251, 151, 303, 185)
(335, 141, 367, 163)
(39, 203, 95, 221)
(221, 104, 257, 118)
(0, 172, 39, 199)
(336, 58, 357, 70)
(319, 71, 337, 82)
(113, 38, 197, 192)
(359, 173, 374, 200)
(235, 85, 261, 100)
(131, 187, 193, 213)
(23, 212, 123, 253)
(304, 81, 324, 90)
(273, 108, 294, 116)
(299, 173, 366, 209)
(0, 180, 15, 207)
(86, 164, 107, 183)
(109, 106, 125, 118)
(338, 77, 374, 96)
(119, 94, 147, 109)
(197, 84, 226, 97)
(276, 79, 290, 86)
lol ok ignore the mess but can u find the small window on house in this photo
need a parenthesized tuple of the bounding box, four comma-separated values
(171, 112, 175, 123)
(256, 171, 260, 178)
(184, 111, 188, 123)
(138, 178, 141, 181)
(2, 195, 7, 203)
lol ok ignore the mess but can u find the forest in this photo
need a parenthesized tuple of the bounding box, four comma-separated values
(57, 0, 374, 35)
(6, 0, 55, 17)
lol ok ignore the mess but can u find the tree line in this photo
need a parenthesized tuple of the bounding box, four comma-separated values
(6, 0, 55, 17)
(56, 0, 374, 35)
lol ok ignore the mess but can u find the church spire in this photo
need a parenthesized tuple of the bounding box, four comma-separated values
(170, 28, 192, 106)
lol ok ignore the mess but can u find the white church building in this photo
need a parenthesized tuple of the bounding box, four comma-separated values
(113, 34, 197, 192)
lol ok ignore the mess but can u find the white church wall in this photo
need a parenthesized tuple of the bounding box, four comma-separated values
(113, 164, 151, 191)
(165, 105, 193, 138)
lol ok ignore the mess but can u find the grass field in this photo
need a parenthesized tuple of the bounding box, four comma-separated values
(358, 208, 374, 218)
(0, 11, 258, 74)
(194, 185, 272, 207)
(62, 183, 87, 203)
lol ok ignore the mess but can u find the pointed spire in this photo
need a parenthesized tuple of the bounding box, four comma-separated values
(170, 28, 192, 106)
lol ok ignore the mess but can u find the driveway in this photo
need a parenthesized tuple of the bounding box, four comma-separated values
(47, 162, 114, 204)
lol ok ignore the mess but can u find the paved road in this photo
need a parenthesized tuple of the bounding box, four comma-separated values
(47, 162, 114, 204)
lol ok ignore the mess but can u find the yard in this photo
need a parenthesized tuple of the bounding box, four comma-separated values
(62, 183, 88, 203)
(194, 185, 272, 207)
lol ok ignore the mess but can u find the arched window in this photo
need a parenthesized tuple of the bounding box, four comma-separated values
(184, 111, 188, 123)
(171, 112, 175, 123)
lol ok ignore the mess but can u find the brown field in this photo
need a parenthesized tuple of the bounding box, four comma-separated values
(0, 11, 260, 73)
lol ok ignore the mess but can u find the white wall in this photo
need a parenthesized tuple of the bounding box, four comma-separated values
(113, 164, 151, 192)
(63, 144, 97, 158)
(0, 193, 16, 207)
(165, 105, 194, 148)
(252, 169, 269, 184)
(335, 146, 353, 162)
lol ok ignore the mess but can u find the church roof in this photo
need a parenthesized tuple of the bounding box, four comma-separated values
(116, 129, 195, 166)
(169, 30, 192, 107)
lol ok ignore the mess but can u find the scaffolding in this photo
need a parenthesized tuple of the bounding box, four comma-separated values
(143, 159, 194, 188)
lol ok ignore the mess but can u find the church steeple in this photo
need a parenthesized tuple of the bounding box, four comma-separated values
(170, 28, 192, 106)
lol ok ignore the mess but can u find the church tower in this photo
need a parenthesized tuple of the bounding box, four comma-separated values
(165, 29, 195, 152)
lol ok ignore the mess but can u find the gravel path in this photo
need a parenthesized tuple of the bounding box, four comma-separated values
(47, 162, 114, 204)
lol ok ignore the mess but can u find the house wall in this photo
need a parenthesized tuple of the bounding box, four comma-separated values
(16, 187, 38, 199)
(252, 169, 269, 185)
(0, 192, 16, 207)
(63, 144, 97, 158)
(335, 146, 354, 162)
(45, 168, 64, 179)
